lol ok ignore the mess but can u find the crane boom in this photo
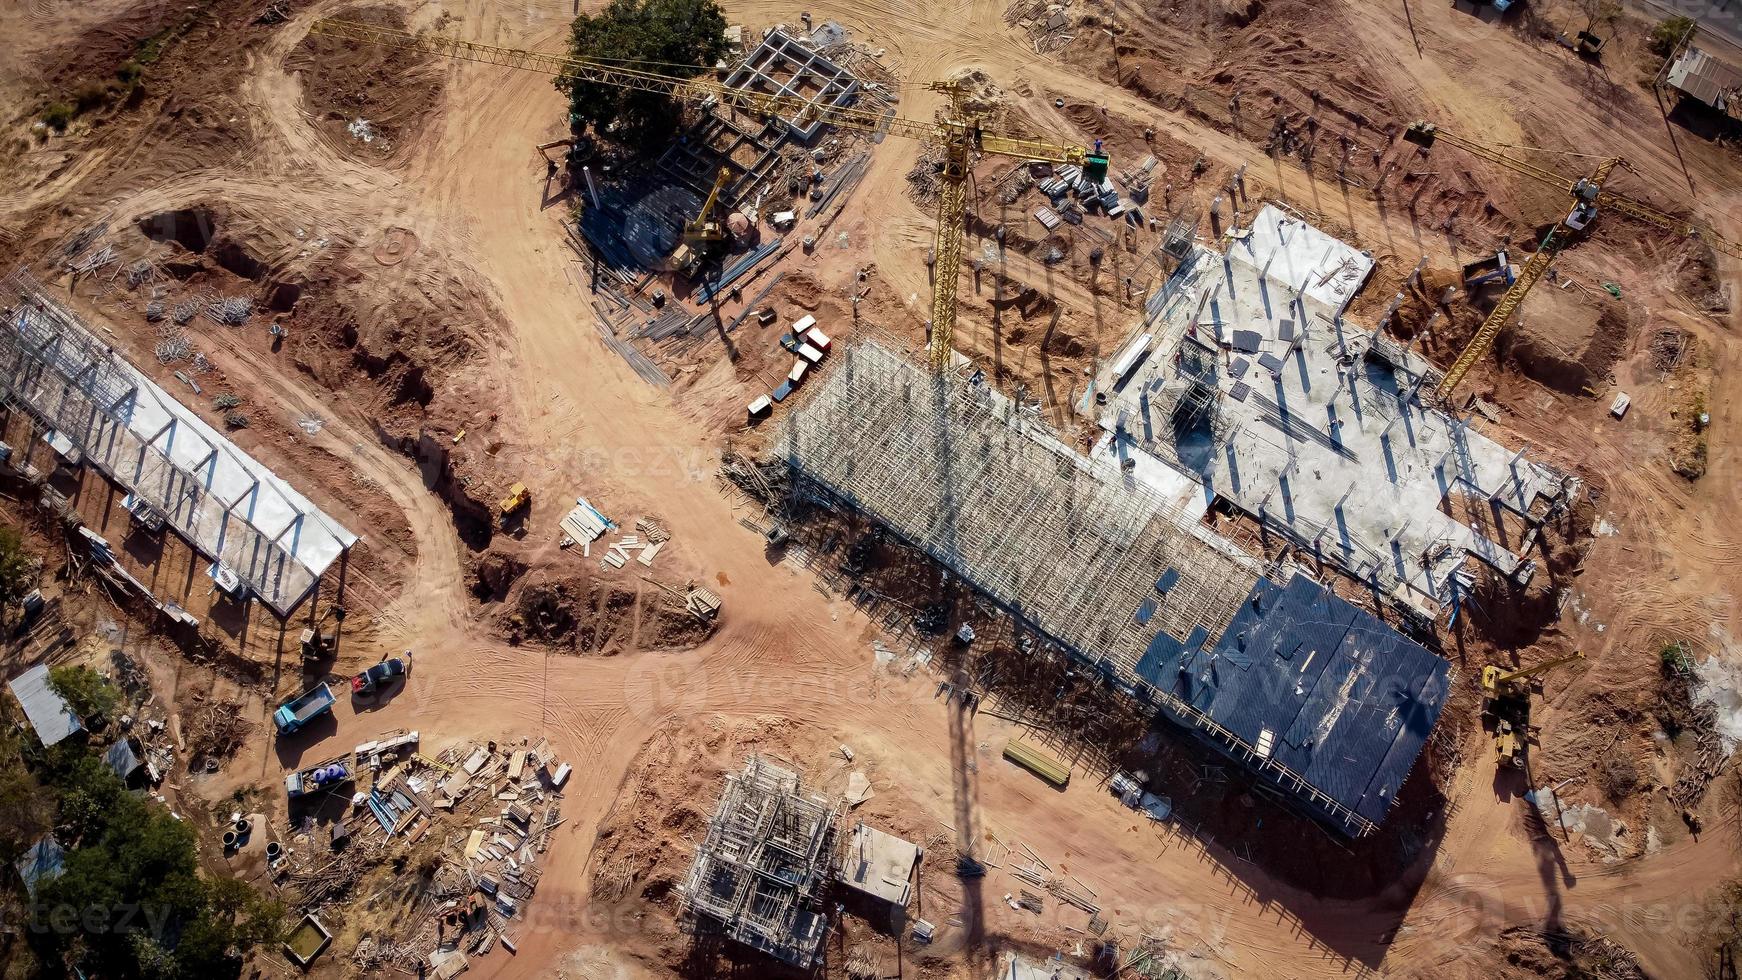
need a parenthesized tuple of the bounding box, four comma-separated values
(1481, 650, 1585, 698)
(310, 17, 1093, 369)
(1405, 122, 1740, 259)
(1438, 230, 1560, 396)
(1409, 120, 1737, 397)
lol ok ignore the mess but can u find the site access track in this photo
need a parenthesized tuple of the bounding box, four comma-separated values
(180, 1, 1742, 978)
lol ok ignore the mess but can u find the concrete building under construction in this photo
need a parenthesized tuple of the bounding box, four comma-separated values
(680, 757, 839, 968)
(775, 338, 1452, 836)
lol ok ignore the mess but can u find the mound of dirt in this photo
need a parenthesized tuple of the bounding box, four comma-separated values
(497, 573, 714, 653)
(1507, 301, 1634, 397)
(1496, 926, 1647, 979)
(1675, 240, 1730, 314)
(285, 6, 443, 162)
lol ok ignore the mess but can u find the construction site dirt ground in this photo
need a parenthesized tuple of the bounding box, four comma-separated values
(4, 0, 1742, 975)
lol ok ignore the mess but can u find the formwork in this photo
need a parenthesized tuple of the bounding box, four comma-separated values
(0, 269, 355, 616)
(680, 757, 838, 969)
(721, 28, 861, 140)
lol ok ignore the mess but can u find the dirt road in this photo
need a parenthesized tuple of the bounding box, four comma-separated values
(8, 0, 1742, 973)
(227, 0, 1742, 975)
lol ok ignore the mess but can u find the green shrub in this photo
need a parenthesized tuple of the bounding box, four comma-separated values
(1661, 641, 1694, 676)
(0, 525, 35, 609)
(47, 665, 119, 725)
(1650, 16, 1695, 57)
(71, 79, 111, 114)
(41, 102, 75, 131)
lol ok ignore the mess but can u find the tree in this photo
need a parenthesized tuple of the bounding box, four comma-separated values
(37, 756, 277, 976)
(0, 525, 36, 611)
(1649, 15, 1696, 58)
(48, 665, 119, 728)
(557, 0, 729, 145)
(0, 727, 52, 862)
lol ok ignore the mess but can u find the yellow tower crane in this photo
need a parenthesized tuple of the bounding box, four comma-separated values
(1402, 121, 1739, 399)
(308, 18, 1109, 372)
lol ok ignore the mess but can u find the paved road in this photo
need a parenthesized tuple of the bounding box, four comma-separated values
(1630, 0, 1742, 53)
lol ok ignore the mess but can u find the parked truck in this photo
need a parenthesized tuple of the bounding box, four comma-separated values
(273, 683, 335, 736)
(1110, 772, 1173, 822)
(285, 757, 351, 798)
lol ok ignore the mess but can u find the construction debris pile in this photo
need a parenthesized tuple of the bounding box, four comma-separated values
(271, 734, 572, 975)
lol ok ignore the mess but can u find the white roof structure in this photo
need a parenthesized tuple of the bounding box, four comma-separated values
(7, 664, 83, 747)
(840, 822, 919, 906)
(1, 271, 355, 615)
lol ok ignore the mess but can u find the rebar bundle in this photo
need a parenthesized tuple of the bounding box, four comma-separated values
(206, 296, 253, 326)
(154, 334, 192, 364)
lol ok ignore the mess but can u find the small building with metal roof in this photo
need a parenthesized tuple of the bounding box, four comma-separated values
(6, 663, 83, 747)
(15, 836, 65, 899)
(1667, 45, 1742, 120)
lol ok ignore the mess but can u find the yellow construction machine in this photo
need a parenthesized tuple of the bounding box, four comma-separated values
(498, 482, 531, 528)
(1482, 650, 1585, 768)
(670, 167, 732, 276)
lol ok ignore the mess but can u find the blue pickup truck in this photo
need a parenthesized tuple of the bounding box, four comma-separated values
(273, 683, 335, 736)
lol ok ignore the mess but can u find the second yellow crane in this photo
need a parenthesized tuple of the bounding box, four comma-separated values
(308, 18, 1107, 372)
(1403, 122, 1739, 399)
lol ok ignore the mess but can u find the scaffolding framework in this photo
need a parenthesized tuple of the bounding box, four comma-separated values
(0, 268, 355, 616)
(776, 340, 1256, 684)
(681, 757, 838, 969)
(775, 341, 1448, 836)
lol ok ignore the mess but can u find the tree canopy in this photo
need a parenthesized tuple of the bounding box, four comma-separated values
(558, 0, 729, 145)
(6, 724, 285, 977)
(0, 525, 37, 610)
(48, 665, 118, 727)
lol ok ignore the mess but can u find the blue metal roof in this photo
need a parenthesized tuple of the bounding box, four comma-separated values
(1153, 574, 1450, 827)
(15, 836, 64, 898)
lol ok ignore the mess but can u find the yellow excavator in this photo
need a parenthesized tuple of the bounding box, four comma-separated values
(669, 167, 732, 276)
(1482, 650, 1585, 768)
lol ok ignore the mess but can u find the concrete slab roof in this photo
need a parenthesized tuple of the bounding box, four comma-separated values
(841, 822, 920, 906)
(1101, 206, 1570, 618)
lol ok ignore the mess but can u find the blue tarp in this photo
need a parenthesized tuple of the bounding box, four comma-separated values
(1153, 574, 1450, 827)
(15, 836, 64, 898)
